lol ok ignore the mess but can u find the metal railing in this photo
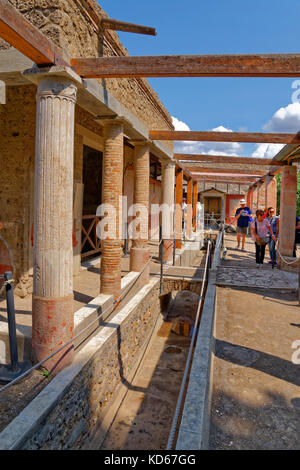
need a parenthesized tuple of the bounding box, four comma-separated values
(204, 213, 224, 230)
(0, 272, 31, 383)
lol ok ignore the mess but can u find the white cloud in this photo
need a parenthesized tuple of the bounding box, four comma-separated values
(251, 102, 300, 158)
(171, 117, 243, 156)
(171, 116, 190, 131)
(263, 102, 300, 133)
(252, 143, 285, 159)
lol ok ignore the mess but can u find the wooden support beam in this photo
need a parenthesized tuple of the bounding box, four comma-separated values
(175, 161, 192, 179)
(174, 154, 282, 166)
(0, 0, 67, 65)
(183, 167, 266, 176)
(198, 181, 257, 186)
(101, 18, 156, 36)
(194, 175, 258, 183)
(70, 53, 300, 79)
(149, 130, 300, 144)
(191, 172, 262, 178)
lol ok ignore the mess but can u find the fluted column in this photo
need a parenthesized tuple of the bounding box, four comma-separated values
(32, 76, 77, 373)
(161, 160, 175, 261)
(130, 142, 150, 283)
(100, 119, 124, 300)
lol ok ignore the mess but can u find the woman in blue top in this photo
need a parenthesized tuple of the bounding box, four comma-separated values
(266, 207, 279, 266)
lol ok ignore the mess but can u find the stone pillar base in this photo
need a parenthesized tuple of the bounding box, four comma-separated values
(130, 247, 150, 284)
(163, 240, 173, 262)
(32, 294, 74, 374)
(277, 256, 299, 273)
(100, 241, 122, 300)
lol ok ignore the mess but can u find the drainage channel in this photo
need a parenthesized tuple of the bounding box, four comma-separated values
(84, 244, 212, 451)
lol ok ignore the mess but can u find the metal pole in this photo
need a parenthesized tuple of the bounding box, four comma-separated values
(159, 225, 164, 294)
(5, 272, 19, 370)
(123, 222, 129, 257)
(0, 272, 31, 383)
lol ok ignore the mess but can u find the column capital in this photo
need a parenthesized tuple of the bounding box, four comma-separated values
(95, 115, 131, 128)
(23, 65, 82, 87)
(162, 159, 176, 168)
(129, 139, 151, 148)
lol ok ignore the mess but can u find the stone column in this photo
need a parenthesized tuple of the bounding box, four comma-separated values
(186, 179, 193, 238)
(279, 165, 297, 257)
(266, 175, 277, 212)
(161, 160, 175, 261)
(257, 181, 265, 210)
(247, 187, 253, 211)
(130, 142, 150, 283)
(32, 75, 77, 373)
(252, 185, 258, 214)
(100, 119, 124, 301)
(192, 181, 198, 231)
(175, 169, 183, 249)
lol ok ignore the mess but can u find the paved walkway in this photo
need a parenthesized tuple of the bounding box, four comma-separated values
(210, 233, 300, 450)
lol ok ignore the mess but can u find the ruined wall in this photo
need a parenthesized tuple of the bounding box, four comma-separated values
(6, 0, 173, 146)
(17, 280, 162, 450)
(0, 275, 203, 449)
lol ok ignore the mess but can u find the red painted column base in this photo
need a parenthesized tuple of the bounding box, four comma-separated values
(32, 294, 74, 374)
(163, 240, 173, 262)
(130, 247, 150, 284)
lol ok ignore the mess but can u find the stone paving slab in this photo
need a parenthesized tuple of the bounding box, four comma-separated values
(216, 266, 298, 290)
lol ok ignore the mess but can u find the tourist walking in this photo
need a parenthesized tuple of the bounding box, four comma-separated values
(235, 199, 252, 251)
(267, 207, 279, 267)
(251, 209, 275, 267)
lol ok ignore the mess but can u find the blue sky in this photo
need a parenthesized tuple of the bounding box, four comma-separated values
(98, 0, 300, 157)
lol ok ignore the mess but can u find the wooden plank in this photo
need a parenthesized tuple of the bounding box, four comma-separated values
(183, 167, 266, 176)
(101, 18, 156, 36)
(0, 0, 67, 65)
(194, 176, 258, 182)
(175, 161, 192, 179)
(191, 172, 262, 178)
(174, 154, 280, 166)
(71, 54, 300, 78)
(149, 130, 300, 144)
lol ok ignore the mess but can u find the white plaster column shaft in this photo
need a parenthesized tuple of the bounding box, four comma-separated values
(162, 160, 175, 260)
(32, 76, 77, 372)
